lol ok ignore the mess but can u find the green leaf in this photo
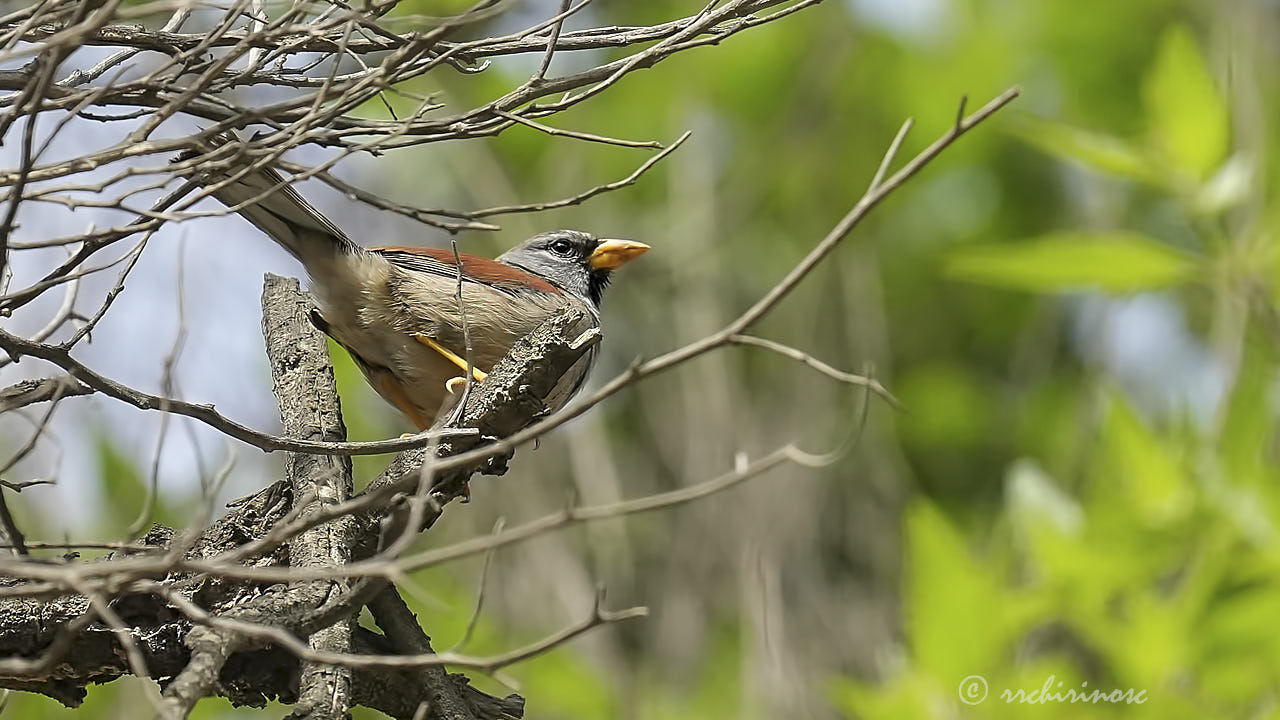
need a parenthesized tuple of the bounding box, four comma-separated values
(907, 502, 1007, 679)
(1010, 118, 1159, 184)
(1192, 154, 1253, 216)
(1102, 396, 1193, 526)
(1005, 459, 1082, 537)
(1142, 25, 1229, 179)
(944, 232, 1197, 293)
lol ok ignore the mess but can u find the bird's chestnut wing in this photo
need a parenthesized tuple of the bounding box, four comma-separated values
(372, 246, 560, 297)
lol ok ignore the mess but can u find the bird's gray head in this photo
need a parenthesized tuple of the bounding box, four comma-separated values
(497, 230, 649, 306)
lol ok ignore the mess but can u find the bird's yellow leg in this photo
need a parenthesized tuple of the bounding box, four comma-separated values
(415, 335, 488, 382)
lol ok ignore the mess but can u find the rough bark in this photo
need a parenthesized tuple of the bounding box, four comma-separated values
(264, 276, 357, 720)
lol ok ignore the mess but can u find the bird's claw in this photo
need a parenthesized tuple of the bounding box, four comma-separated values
(414, 335, 487, 382)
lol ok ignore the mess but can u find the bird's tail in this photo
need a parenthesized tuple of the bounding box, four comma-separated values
(177, 139, 362, 269)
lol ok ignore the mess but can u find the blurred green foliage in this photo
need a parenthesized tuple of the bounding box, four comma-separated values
(944, 232, 1197, 292)
(830, 3, 1280, 720)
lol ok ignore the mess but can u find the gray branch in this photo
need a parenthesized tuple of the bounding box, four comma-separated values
(0, 375, 92, 413)
(262, 274, 357, 720)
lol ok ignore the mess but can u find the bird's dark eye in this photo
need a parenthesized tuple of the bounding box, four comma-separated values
(550, 239, 574, 256)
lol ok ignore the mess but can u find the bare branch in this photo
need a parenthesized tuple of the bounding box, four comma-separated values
(0, 375, 91, 413)
(470, 131, 692, 218)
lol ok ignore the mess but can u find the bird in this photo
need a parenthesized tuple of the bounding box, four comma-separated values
(185, 149, 648, 430)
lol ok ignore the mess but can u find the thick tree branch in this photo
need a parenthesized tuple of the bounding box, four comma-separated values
(262, 274, 356, 720)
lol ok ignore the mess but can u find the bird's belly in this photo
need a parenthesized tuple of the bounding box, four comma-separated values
(324, 308, 542, 429)
(321, 268, 581, 428)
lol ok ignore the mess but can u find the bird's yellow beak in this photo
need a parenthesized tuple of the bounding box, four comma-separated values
(588, 239, 650, 271)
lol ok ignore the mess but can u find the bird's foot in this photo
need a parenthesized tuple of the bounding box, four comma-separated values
(414, 335, 487, 382)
